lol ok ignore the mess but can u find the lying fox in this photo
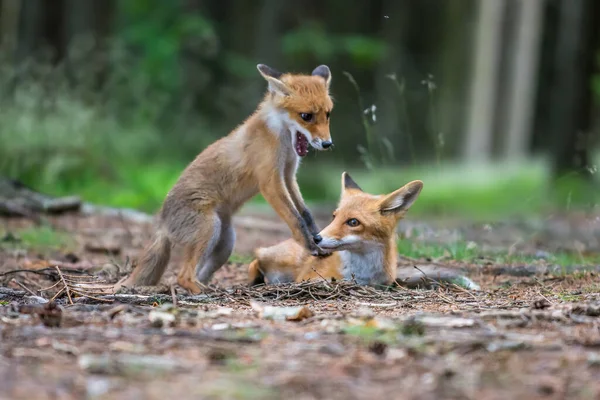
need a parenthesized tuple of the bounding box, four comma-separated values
(248, 172, 423, 286)
(116, 64, 334, 294)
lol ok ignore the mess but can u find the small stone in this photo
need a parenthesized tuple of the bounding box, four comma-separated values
(319, 342, 345, 356)
(148, 308, 177, 328)
(587, 352, 600, 366)
(211, 323, 230, 331)
(535, 250, 553, 259)
(304, 332, 320, 340)
(23, 295, 49, 305)
(79, 354, 184, 376)
(86, 377, 112, 399)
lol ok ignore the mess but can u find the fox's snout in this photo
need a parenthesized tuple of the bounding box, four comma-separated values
(314, 231, 351, 251)
(311, 136, 333, 151)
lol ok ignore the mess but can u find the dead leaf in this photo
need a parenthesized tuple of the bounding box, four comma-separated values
(250, 301, 313, 321)
(416, 316, 477, 328)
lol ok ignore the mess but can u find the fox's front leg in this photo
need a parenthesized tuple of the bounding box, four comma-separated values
(260, 175, 326, 256)
(285, 173, 320, 236)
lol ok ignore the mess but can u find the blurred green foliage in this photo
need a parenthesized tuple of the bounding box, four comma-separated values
(0, 1, 598, 219)
(118, 1, 217, 92)
(282, 22, 387, 66)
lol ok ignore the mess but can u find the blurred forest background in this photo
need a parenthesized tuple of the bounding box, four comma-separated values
(1, 0, 599, 220)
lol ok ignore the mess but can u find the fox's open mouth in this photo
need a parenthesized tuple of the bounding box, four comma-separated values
(295, 132, 309, 157)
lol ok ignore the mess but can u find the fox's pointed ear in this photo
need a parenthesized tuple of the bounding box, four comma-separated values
(257, 64, 282, 80)
(341, 172, 363, 193)
(312, 65, 331, 88)
(257, 64, 290, 96)
(379, 180, 423, 215)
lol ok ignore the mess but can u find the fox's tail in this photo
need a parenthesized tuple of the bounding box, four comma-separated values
(119, 229, 172, 288)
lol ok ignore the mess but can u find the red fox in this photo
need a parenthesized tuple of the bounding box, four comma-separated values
(248, 172, 423, 286)
(115, 64, 334, 294)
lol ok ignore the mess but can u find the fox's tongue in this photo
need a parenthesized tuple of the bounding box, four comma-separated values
(295, 132, 309, 157)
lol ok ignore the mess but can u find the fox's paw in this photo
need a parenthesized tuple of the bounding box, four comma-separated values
(315, 251, 333, 258)
(307, 243, 331, 258)
(177, 277, 203, 295)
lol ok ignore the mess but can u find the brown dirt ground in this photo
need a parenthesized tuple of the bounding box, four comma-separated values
(1, 209, 600, 400)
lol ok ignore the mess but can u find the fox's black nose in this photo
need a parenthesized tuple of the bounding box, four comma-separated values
(313, 234, 323, 244)
(321, 141, 333, 149)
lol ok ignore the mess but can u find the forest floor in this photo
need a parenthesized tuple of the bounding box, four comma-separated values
(1, 207, 600, 400)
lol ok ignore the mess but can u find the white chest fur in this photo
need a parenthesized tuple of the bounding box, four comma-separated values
(339, 249, 389, 286)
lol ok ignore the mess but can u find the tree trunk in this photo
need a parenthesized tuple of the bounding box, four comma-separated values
(463, 0, 506, 163)
(251, 0, 285, 101)
(438, 0, 475, 159)
(0, 0, 21, 51)
(502, 0, 545, 160)
(374, 0, 410, 164)
(15, 0, 42, 61)
(64, 0, 95, 41)
(549, 0, 599, 180)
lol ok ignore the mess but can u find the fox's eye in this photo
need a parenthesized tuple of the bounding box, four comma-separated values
(346, 218, 360, 227)
(300, 113, 313, 122)
(332, 214, 336, 220)
(326, 112, 331, 119)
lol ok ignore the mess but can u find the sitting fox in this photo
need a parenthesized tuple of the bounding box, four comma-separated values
(116, 64, 335, 294)
(248, 172, 423, 286)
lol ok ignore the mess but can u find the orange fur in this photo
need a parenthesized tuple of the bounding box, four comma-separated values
(249, 173, 423, 287)
(115, 64, 335, 294)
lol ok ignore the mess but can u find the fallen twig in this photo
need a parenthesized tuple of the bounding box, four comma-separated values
(50, 287, 66, 302)
(71, 290, 114, 303)
(55, 266, 73, 305)
(170, 284, 178, 307)
(11, 279, 39, 297)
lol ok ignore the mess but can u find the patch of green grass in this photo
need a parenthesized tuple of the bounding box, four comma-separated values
(582, 284, 600, 294)
(342, 320, 425, 348)
(342, 325, 382, 338)
(37, 161, 185, 213)
(1, 226, 75, 252)
(0, 300, 9, 306)
(298, 159, 600, 221)
(221, 328, 266, 343)
(228, 253, 254, 264)
(9, 145, 600, 221)
(397, 239, 600, 268)
(343, 325, 400, 345)
(198, 377, 276, 400)
(195, 351, 276, 399)
(397, 239, 478, 262)
(556, 292, 582, 302)
(224, 357, 259, 374)
(400, 320, 426, 336)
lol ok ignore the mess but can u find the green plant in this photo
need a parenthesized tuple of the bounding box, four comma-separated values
(387, 73, 416, 165)
(343, 71, 395, 170)
(1, 226, 75, 252)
